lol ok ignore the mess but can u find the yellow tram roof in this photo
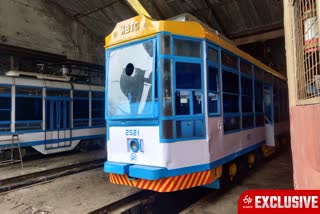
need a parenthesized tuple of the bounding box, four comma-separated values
(105, 15, 286, 81)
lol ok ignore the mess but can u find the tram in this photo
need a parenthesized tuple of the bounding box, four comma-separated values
(104, 14, 289, 192)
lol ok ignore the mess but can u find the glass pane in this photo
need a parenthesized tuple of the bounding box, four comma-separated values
(242, 115, 254, 129)
(241, 76, 253, 96)
(0, 110, 10, 121)
(208, 93, 219, 114)
(223, 71, 239, 93)
(224, 117, 240, 132)
(208, 47, 218, 62)
(16, 97, 42, 121)
(160, 34, 171, 55)
(208, 66, 219, 92)
(0, 97, 11, 109)
(255, 114, 264, 127)
(46, 89, 70, 97)
(240, 60, 252, 76)
(175, 90, 190, 115)
(254, 67, 264, 81)
(223, 94, 239, 113)
(16, 87, 42, 96)
(242, 95, 253, 112)
(0, 86, 11, 94)
(92, 91, 104, 98)
(161, 59, 173, 116)
(0, 123, 10, 132)
(73, 99, 89, 119)
(16, 122, 42, 131)
(222, 52, 237, 69)
(107, 40, 154, 117)
(193, 91, 202, 114)
(162, 120, 174, 139)
(255, 81, 263, 112)
(73, 91, 88, 98)
(174, 38, 201, 57)
(176, 62, 201, 89)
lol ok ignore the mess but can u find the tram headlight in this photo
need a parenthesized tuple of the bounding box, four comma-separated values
(129, 139, 139, 153)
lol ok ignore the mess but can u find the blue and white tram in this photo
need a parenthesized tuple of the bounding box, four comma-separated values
(0, 72, 105, 155)
(103, 15, 290, 192)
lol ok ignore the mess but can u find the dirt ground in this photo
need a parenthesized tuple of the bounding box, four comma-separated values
(0, 168, 139, 214)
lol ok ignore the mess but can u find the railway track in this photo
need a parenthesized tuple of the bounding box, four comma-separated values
(0, 159, 105, 193)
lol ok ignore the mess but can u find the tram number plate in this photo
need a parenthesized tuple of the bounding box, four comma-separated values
(125, 129, 140, 136)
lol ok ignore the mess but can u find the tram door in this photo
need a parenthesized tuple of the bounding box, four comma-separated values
(263, 84, 275, 146)
(45, 99, 71, 149)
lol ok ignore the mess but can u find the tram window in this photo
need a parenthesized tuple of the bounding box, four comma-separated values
(16, 87, 42, 96)
(242, 115, 254, 129)
(73, 100, 89, 119)
(160, 34, 171, 55)
(222, 52, 237, 70)
(174, 38, 201, 58)
(255, 114, 264, 127)
(0, 86, 11, 131)
(254, 67, 264, 81)
(162, 120, 174, 139)
(223, 71, 239, 93)
(241, 76, 253, 113)
(208, 66, 219, 115)
(92, 91, 104, 98)
(208, 67, 219, 92)
(0, 86, 11, 94)
(73, 91, 88, 98)
(15, 97, 42, 131)
(224, 117, 240, 132)
(193, 91, 202, 114)
(161, 59, 173, 116)
(240, 60, 252, 76)
(92, 100, 104, 118)
(175, 90, 190, 115)
(254, 81, 263, 112)
(273, 88, 280, 123)
(176, 62, 201, 89)
(208, 48, 218, 62)
(223, 94, 239, 113)
(46, 89, 69, 97)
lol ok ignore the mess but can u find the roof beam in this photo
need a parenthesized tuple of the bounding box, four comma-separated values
(233, 29, 284, 46)
(126, 0, 152, 18)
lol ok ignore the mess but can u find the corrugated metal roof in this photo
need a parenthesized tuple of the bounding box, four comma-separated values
(48, 0, 283, 39)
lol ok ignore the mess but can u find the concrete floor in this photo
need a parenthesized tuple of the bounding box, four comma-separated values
(183, 147, 294, 214)
(0, 149, 107, 181)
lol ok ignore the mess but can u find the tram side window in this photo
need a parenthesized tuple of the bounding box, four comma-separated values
(207, 47, 220, 116)
(175, 62, 202, 116)
(15, 87, 42, 131)
(273, 80, 280, 123)
(92, 91, 105, 126)
(174, 38, 201, 58)
(241, 73, 254, 129)
(161, 59, 173, 116)
(0, 86, 11, 132)
(73, 91, 89, 128)
(254, 80, 264, 127)
(222, 52, 240, 133)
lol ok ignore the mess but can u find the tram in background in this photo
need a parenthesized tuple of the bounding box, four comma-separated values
(0, 70, 105, 157)
(104, 14, 289, 192)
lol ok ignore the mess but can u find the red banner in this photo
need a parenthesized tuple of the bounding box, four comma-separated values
(238, 190, 320, 214)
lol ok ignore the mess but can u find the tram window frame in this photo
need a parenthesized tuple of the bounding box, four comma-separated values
(0, 85, 11, 133)
(222, 50, 241, 134)
(240, 60, 254, 129)
(15, 86, 43, 132)
(92, 91, 105, 127)
(207, 45, 221, 117)
(73, 90, 89, 128)
(159, 35, 205, 141)
(254, 67, 264, 127)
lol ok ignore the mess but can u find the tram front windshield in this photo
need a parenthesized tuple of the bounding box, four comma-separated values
(107, 40, 154, 118)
